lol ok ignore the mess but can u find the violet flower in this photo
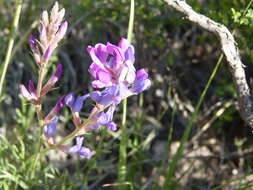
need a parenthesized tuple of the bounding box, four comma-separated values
(131, 69, 151, 94)
(65, 93, 90, 113)
(44, 116, 58, 137)
(90, 84, 129, 106)
(68, 137, 93, 158)
(89, 104, 117, 131)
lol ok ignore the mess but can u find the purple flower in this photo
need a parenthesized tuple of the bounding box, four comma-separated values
(44, 116, 58, 137)
(87, 38, 136, 88)
(89, 104, 117, 131)
(41, 64, 62, 96)
(131, 69, 151, 94)
(20, 80, 38, 104)
(68, 137, 93, 158)
(90, 84, 129, 106)
(65, 93, 90, 113)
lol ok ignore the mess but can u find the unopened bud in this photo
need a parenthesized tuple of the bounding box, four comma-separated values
(50, 1, 59, 23)
(43, 45, 52, 61)
(57, 8, 65, 23)
(34, 53, 41, 64)
(42, 11, 49, 26)
(39, 24, 47, 49)
(55, 21, 68, 42)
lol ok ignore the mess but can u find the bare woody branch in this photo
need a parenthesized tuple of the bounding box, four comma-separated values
(163, 0, 253, 128)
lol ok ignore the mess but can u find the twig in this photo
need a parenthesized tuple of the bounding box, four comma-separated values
(163, 0, 253, 128)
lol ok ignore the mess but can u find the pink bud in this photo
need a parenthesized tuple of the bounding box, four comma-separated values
(43, 45, 52, 61)
(41, 64, 62, 96)
(55, 21, 68, 42)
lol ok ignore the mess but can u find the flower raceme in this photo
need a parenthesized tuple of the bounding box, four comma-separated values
(20, 2, 151, 159)
(29, 1, 68, 66)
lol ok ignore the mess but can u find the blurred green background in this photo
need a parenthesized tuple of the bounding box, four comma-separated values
(1, 0, 253, 189)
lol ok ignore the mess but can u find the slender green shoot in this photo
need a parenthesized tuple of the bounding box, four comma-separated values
(162, 54, 223, 189)
(0, 0, 23, 100)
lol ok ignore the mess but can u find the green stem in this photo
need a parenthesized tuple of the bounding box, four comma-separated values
(30, 65, 46, 178)
(163, 54, 223, 189)
(127, 0, 135, 43)
(117, 0, 135, 189)
(0, 0, 23, 100)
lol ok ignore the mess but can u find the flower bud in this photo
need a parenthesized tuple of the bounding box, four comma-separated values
(43, 45, 52, 62)
(42, 11, 49, 26)
(50, 1, 59, 23)
(55, 21, 68, 43)
(57, 8, 65, 23)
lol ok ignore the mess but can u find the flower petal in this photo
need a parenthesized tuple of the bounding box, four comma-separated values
(79, 147, 93, 158)
(106, 122, 117, 131)
(44, 116, 58, 137)
(97, 112, 109, 125)
(65, 93, 75, 108)
(72, 94, 90, 113)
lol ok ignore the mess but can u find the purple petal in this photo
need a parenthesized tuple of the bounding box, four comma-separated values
(118, 38, 130, 52)
(88, 63, 102, 79)
(125, 46, 135, 63)
(90, 91, 102, 102)
(106, 42, 124, 64)
(91, 80, 106, 88)
(68, 137, 83, 154)
(117, 83, 129, 101)
(44, 116, 58, 136)
(79, 147, 93, 158)
(72, 94, 90, 113)
(95, 43, 108, 63)
(68, 145, 81, 154)
(65, 93, 75, 108)
(97, 70, 112, 83)
(106, 105, 116, 121)
(97, 112, 109, 125)
(87, 44, 107, 67)
(136, 69, 148, 80)
(132, 79, 151, 94)
(106, 122, 117, 131)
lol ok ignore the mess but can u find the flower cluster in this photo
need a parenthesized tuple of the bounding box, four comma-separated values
(20, 2, 151, 159)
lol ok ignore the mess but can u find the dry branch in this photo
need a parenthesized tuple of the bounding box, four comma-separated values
(164, 0, 253, 128)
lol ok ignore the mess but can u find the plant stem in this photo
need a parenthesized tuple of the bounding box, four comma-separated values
(30, 64, 46, 178)
(0, 0, 23, 100)
(117, 0, 135, 189)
